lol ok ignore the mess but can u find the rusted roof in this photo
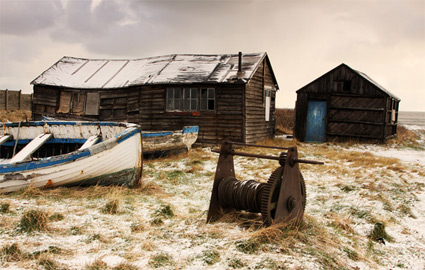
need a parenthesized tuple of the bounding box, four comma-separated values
(31, 53, 276, 89)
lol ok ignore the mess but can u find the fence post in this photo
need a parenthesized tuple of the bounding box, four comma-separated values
(5, 89, 8, 110)
(19, 89, 22, 110)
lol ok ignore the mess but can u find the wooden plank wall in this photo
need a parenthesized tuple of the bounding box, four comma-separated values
(244, 59, 276, 143)
(32, 86, 60, 119)
(295, 65, 398, 142)
(139, 84, 245, 145)
(99, 88, 141, 123)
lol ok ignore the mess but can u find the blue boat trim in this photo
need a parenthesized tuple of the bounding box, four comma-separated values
(116, 128, 141, 143)
(4, 121, 127, 128)
(142, 132, 173, 138)
(0, 150, 91, 173)
(183, 126, 199, 134)
(2, 138, 89, 147)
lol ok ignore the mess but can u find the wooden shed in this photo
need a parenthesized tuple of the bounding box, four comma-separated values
(31, 52, 279, 144)
(294, 63, 400, 142)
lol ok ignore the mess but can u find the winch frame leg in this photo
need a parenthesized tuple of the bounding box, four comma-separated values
(274, 147, 306, 225)
(207, 141, 236, 222)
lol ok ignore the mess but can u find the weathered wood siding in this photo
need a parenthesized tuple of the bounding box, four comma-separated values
(139, 84, 244, 145)
(32, 55, 279, 145)
(33, 86, 60, 119)
(0, 90, 32, 110)
(244, 59, 276, 143)
(32, 86, 142, 123)
(294, 64, 399, 142)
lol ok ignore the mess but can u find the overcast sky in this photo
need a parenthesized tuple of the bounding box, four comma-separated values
(1, 0, 424, 111)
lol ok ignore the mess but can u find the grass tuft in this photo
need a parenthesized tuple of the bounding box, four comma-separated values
(18, 209, 49, 233)
(200, 249, 220, 265)
(1, 243, 25, 262)
(148, 252, 173, 268)
(0, 202, 10, 213)
(368, 222, 394, 243)
(154, 204, 174, 218)
(102, 199, 119, 214)
(227, 257, 246, 269)
(235, 239, 260, 254)
(140, 182, 168, 197)
(112, 263, 138, 270)
(49, 212, 65, 221)
(86, 259, 108, 270)
(38, 256, 61, 270)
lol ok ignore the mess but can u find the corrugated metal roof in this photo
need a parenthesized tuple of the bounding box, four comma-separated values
(31, 53, 270, 89)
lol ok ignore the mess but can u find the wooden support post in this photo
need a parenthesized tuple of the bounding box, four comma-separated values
(5, 89, 8, 110)
(19, 90, 22, 110)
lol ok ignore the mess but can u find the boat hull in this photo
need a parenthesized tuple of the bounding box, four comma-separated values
(142, 126, 198, 155)
(0, 122, 142, 193)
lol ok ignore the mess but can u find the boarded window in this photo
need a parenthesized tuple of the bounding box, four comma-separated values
(85, 92, 100, 115)
(72, 92, 85, 115)
(57, 91, 72, 113)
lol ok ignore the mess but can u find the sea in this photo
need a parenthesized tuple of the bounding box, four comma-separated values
(398, 111, 425, 129)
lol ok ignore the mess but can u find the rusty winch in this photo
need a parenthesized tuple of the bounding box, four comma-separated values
(207, 141, 323, 226)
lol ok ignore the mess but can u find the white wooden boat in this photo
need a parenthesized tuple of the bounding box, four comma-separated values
(142, 126, 199, 155)
(0, 121, 142, 193)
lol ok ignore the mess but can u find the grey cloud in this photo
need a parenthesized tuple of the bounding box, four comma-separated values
(0, 0, 63, 35)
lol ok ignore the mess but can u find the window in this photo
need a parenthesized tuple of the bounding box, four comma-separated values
(166, 87, 215, 112)
(265, 90, 271, 122)
(201, 88, 215, 111)
(334, 80, 351, 92)
(343, 81, 351, 92)
(184, 88, 198, 111)
(166, 88, 181, 111)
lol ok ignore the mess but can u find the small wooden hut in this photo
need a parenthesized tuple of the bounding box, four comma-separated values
(294, 63, 400, 142)
(31, 52, 279, 144)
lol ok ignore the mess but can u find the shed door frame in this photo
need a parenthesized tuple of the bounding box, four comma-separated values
(305, 100, 327, 142)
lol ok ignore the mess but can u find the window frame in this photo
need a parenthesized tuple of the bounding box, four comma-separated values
(166, 87, 216, 112)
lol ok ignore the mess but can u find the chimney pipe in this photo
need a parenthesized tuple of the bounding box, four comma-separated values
(237, 52, 243, 79)
(238, 52, 242, 73)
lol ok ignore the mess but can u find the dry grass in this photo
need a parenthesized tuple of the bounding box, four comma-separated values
(18, 209, 49, 233)
(140, 181, 169, 197)
(0, 110, 32, 122)
(275, 108, 294, 134)
(387, 125, 422, 148)
(1, 243, 26, 262)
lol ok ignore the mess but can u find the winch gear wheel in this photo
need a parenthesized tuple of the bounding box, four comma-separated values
(260, 166, 306, 226)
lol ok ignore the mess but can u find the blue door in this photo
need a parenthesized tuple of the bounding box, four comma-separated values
(305, 101, 327, 142)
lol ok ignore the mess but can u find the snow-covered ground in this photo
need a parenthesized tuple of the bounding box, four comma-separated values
(1, 125, 424, 269)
